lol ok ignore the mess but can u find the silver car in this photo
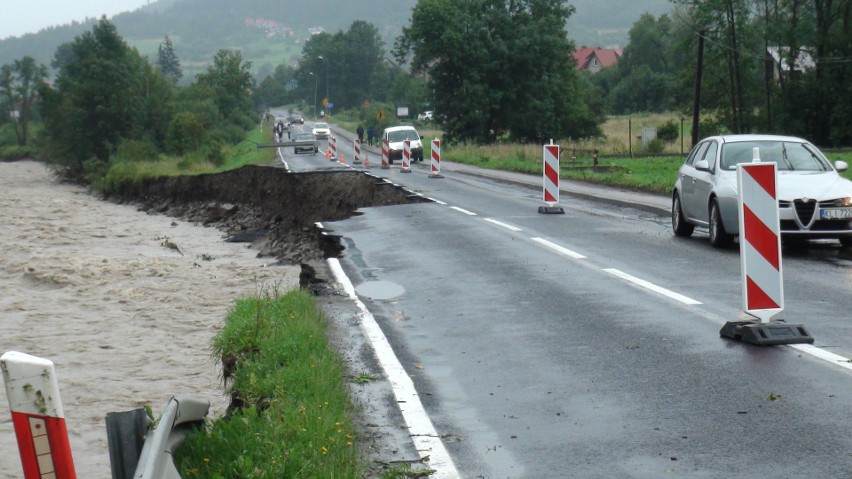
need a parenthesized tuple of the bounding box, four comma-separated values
(672, 134, 852, 248)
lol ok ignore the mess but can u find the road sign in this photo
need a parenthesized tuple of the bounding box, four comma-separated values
(377, 110, 386, 121)
(322, 97, 329, 107)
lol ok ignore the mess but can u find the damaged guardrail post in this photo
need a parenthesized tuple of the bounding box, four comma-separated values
(131, 396, 209, 479)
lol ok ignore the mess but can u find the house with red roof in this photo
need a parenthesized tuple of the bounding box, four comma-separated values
(572, 46, 622, 73)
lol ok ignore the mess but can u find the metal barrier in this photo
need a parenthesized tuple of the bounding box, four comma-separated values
(109, 396, 209, 479)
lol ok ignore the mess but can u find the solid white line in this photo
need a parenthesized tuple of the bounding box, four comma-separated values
(277, 148, 289, 172)
(530, 237, 586, 259)
(328, 259, 460, 479)
(483, 218, 522, 232)
(788, 344, 852, 371)
(427, 197, 447, 205)
(450, 206, 477, 216)
(603, 268, 703, 305)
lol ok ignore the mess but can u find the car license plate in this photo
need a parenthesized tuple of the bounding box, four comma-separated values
(820, 208, 852, 219)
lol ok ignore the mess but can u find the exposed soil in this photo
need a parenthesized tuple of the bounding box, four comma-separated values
(105, 165, 421, 265)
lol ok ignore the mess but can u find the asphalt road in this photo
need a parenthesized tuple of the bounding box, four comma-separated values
(272, 117, 852, 478)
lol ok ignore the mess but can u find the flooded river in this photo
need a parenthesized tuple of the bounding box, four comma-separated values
(0, 161, 298, 478)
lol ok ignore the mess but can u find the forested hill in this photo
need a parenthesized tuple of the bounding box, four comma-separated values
(0, 0, 670, 80)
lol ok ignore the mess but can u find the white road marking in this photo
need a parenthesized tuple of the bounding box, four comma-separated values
(450, 206, 477, 216)
(788, 344, 852, 371)
(426, 197, 447, 205)
(603, 268, 703, 305)
(483, 218, 522, 232)
(328, 259, 460, 479)
(530, 237, 586, 259)
(278, 148, 290, 172)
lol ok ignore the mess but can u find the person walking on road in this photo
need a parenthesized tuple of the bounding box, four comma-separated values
(356, 124, 365, 144)
(367, 126, 374, 146)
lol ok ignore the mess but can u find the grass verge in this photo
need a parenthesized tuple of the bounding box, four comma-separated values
(96, 126, 275, 193)
(175, 288, 364, 478)
(442, 142, 852, 194)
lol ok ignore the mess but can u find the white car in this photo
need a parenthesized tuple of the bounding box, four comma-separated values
(672, 134, 852, 248)
(311, 122, 331, 139)
(381, 126, 423, 163)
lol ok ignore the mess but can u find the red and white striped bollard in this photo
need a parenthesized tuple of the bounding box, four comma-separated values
(401, 139, 412, 173)
(429, 139, 444, 178)
(538, 140, 564, 214)
(353, 139, 362, 165)
(381, 139, 390, 169)
(2, 351, 77, 479)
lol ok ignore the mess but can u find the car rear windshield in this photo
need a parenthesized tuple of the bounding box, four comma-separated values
(720, 141, 830, 172)
(315, 123, 328, 129)
(295, 134, 314, 141)
(388, 129, 420, 142)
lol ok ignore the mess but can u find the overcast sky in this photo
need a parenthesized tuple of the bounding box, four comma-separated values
(1, 1, 151, 40)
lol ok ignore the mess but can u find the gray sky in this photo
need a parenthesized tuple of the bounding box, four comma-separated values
(1, 1, 151, 40)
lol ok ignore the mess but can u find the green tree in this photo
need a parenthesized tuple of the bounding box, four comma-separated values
(253, 64, 298, 111)
(0, 56, 47, 146)
(156, 35, 183, 84)
(195, 49, 255, 129)
(394, 0, 600, 143)
(298, 21, 386, 111)
(40, 17, 148, 174)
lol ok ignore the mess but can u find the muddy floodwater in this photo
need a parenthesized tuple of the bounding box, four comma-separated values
(0, 161, 298, 478)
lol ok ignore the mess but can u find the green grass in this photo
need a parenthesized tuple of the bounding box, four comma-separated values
(175, 288, 363, 479)
(97, 126, 275, 193)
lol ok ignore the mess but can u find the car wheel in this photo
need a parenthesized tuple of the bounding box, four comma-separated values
(709, 200, 733, 248)
(672, 193, 694, 237)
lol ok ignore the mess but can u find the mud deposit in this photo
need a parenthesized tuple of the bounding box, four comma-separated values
(107, 165, 419, 264)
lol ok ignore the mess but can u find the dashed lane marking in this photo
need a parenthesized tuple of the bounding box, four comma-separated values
(483, 218, 522, 232)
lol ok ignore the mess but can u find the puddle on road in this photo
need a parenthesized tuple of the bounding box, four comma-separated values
(355, 280, 405, 300)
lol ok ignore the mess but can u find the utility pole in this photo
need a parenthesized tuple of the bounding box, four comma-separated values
(691, 31, 705, 149)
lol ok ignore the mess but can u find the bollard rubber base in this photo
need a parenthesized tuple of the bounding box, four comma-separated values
(381, 165, 390, 169)
(429, 173, 444, 178)
(719, 320, 814, 346)
(353, 160, 362, 165)
(538, 206, 565, 214)
(401, 168, 412, 173)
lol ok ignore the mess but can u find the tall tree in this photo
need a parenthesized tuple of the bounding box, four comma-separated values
(156, 35, 183, 84)
(195, 49, 255, 128)
(394, 0, 600, 143)
(0, 56, 47, 146)
(40, 17, 148, 173)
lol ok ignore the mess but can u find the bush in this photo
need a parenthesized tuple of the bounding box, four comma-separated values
(644, 138, 665, 154)
(657, 120, 679, 143)
(0, 145, 34, 160)
(166, 112, 207, 154)
(113, 139, 160, 163)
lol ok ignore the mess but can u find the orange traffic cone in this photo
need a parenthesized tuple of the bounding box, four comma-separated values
(325, 149, 331, 160)
(364, 152, 371, 167)
(339, 152, 346, 164)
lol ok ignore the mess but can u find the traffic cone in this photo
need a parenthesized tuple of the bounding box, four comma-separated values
(339, 152, 346, 164)
(364, 152, 371, 167)
(325, 149, 331, 160)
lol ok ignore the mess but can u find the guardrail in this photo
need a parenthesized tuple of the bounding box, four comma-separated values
(107, 396, 209, 479)
(256, 140, 317, 149)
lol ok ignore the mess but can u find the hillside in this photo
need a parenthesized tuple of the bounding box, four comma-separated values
(0, 0, 671, 81)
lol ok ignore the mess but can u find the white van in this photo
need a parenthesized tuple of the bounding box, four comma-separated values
(382, 126, 423, 163)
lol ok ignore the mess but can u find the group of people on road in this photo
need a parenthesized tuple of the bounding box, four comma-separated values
(274, 119, 290, 142)
(357, 124, 376, 146)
